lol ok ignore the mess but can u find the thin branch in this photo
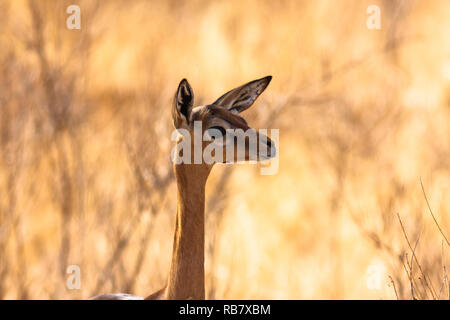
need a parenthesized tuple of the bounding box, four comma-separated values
(420, 178, 450, 246)
(396, 212, 437, 299)
(438, 268, 448, 300)
(409, 229, 422, 299)
(389, 276, 399, 300)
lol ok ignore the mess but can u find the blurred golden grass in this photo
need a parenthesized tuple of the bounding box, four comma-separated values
(0, 0, 449, 299)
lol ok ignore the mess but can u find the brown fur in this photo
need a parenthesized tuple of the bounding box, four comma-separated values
(91, 76, 273, 300)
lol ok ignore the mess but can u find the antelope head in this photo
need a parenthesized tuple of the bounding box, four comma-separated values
(171, 76, 276, 169)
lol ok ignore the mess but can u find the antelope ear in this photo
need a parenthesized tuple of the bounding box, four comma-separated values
(212, 76, 272, 113)
(172, 78, 194, 128)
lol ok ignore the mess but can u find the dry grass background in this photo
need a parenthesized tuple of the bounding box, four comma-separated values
(0, 0, 449, 299)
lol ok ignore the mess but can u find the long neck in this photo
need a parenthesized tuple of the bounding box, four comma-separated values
(166, 163, 211, 299)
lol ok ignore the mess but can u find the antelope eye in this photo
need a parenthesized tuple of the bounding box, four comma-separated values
(208, 126, 227, 137)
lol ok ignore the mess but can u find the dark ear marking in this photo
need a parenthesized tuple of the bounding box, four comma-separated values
(172, 78, 194, 128)
(212, 76, 272, 113)
(177, 79, 193, 118)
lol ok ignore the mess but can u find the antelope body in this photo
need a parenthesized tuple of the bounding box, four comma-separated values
(91, 76, 275, 300)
